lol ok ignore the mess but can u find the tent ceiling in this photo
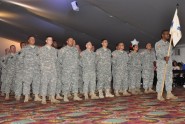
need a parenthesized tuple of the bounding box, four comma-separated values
(0, 0, 184, 50)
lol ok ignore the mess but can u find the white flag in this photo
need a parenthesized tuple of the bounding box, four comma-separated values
(170, 9, 182, 46)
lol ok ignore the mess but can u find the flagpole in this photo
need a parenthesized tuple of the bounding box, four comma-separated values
(161, 3, 179, 96)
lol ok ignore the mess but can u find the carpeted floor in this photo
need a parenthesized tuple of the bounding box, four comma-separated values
(0, 88, 185, 124)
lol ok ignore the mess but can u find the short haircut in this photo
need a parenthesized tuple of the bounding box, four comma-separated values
(10, 45, 15, 48)
(86, 41, 92, 45)
(67, 37, 73, 41)
(20, 42, 26, 45)
(146, 42, 151, 46)
(118, 42, 124, 45)
(101, 39, 107, 42)
(46, 36, 53, 40)
(161, 30, 169, 37)
(27, 36, 34, 40)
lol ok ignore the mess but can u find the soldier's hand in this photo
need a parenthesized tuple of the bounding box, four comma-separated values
(164, 56, 170, 62)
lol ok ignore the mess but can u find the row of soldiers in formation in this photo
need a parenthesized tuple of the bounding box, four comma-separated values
(0, 30, 178, 104)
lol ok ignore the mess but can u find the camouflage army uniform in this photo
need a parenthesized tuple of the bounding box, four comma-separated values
(155, 39, 173, 93)
(78, 62, 83, 94)
(81, 49, 96, 94)
(58, 45, 79, 95)
(14, 52, 25, 97)
(128, 51, 142, 92)
(0, 55, 9, 94)
(39, 45, 58, 97)
(112, 50, 129, 92)
(55, 51, 62, 96)
(96, 48, 112, 91)
(4, 53, 17, 94)
(141, 49, 156, 91)
(19, 45, 40, 96)
(112, 50, 117, 91)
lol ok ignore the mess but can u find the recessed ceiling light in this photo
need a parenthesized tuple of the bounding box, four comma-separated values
(109, 15, 113, 18)
(71, 1, 79, 11)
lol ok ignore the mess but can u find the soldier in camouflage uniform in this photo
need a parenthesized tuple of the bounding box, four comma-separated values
(0, 48, 9, 96)
(55, 56, 63, 100)
(14, 42, 27, 101)
(52, 41, 63, 100)
(112, 42, 131, 96)
(96, 39, 114, 98)
(128, 39, 142, 95)
(112, 44, 118, 94)
(155, 30, 177, 101)
(58, 38, 82, 102)
(141, 43, 156, 94)
(80, 41, 99, 100)
(39, 37, 60, 104)
(19, 36, 41, 102)
(4, 45, 17, 100)
(76, 45, 84, 95)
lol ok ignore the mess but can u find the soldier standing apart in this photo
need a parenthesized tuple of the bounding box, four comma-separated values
(96, 39, 114, 98)
(80, 41, 99, 100)
(155, 30, 178, 101)
(39, 37, 60, 104)
(14, 42, 27, 101)
(128, 39, 142, 95)
(141, 43, 156, 94)
(58, 38, 82, 102)
(112, 42, 131, 96)
(19, 36, 41, 102)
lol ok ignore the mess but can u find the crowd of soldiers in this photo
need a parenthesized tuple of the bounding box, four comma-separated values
(0, 30, 178, 104)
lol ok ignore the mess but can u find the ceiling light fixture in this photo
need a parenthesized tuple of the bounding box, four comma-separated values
(71, 1, 79, 11)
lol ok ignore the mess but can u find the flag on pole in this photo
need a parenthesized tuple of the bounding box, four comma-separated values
(170, 9, 182, 46)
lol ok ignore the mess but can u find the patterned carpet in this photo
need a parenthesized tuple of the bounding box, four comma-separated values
(0, 88, 185, 124)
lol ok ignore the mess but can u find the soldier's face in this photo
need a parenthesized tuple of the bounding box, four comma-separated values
(146, 43, 152, 50)
(10, 46, 16, 53)
(162, 31, 170, 40)
(86, 42, 92, 50)
(20, 43, 26, 49)
(67, 38, 74, 47)
(133, 45, 139, 51)
(102, 40, 108, 48)
(46, 37, 53, 46)
(28, 37, 35, 45)
(118, 43, 124, 50)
